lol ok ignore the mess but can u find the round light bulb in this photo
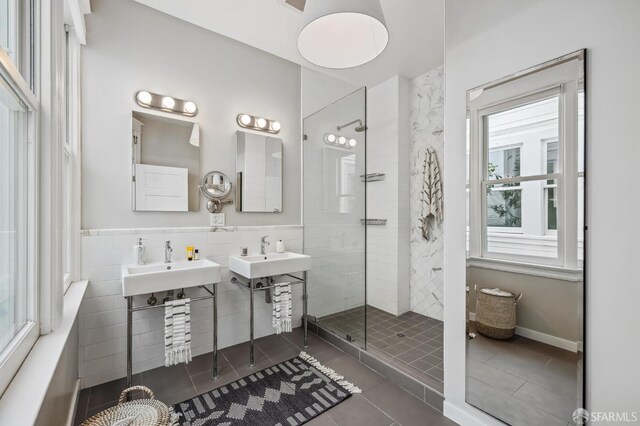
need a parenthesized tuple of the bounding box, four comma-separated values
(161, 96, 175, 109)
(136, 91, 152, 105)
(239, 114, 252, 125)
(348, 138, 357, 147)
(256, 118, 267, 128)
(338, 136, 347, 145)
(326, 134, 337, 143)
(183, 101, 197, 114)
(271, 121, 281, 132)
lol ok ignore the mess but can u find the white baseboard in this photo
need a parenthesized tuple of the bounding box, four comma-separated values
(468, 312, 578, 352)
(66, 379, 81, 426)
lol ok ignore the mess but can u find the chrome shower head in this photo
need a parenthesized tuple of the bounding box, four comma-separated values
(337, 119, 367, 132)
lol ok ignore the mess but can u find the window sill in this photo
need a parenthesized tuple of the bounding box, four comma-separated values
(467, 257, 582, 282)
(0, 280, 88, 425)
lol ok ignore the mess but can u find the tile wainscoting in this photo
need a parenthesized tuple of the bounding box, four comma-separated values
(79, 225, 303, 389)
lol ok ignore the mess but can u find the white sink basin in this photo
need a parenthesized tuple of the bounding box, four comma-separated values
(229, 252, 311, 279)
(122, 259, 221, 297)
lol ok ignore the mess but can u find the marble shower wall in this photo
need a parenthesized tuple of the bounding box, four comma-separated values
(409, 66, 445, 320)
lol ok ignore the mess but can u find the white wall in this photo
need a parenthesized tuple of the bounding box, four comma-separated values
(82, 0, 301, 229)
(409, 66, 445, 320)
(444, 1, 640, 424)
(366, 75, 411, 316)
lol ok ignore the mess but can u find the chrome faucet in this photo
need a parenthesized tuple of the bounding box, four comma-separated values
(260, 235, 270, 255)
(165, 240, 173, 263)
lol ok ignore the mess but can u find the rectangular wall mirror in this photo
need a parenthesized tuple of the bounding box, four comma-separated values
(131, 111, 200, 212)
(465, 51, 585, 425)
(235, 130, 283, 213)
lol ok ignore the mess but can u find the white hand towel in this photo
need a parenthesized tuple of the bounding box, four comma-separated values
(272, 283, 292, 334)
(165, 298, 192, 367)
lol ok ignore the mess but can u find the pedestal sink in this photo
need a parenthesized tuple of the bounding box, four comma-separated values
(229, 251, 311, 279)
(121, 259, 222, 297)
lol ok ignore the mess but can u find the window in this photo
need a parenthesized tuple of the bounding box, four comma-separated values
(468, 53, 584, 271)
(0, 0, 38, 396)
(62, 26, 72, 292)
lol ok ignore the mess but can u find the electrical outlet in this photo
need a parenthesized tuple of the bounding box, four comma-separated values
(210, 213, 225, 227)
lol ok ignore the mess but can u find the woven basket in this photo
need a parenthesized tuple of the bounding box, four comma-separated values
(475, 288, 522, 340)
(81, 386, 178, 426)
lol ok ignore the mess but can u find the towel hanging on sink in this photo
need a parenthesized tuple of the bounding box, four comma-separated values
(272, 283, 292, 334)
(164, 298, 192, 366)
(420, 147, 443, 241)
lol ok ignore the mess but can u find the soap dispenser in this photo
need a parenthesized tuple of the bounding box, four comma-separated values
(134, 238, 145, 265)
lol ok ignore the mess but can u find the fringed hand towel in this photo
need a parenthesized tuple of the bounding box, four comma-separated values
(272, 283, 292, 334)
(165, 298, 192, 367)
(420, 147, 443, 241)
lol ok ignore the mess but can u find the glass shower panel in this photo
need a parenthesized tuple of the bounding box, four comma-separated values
(303, 88, 367, 349)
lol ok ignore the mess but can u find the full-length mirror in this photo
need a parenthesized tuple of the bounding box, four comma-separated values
(235, 130, 283, 213)
(131, 111, 200, 212)
(465, 51, 585, 425)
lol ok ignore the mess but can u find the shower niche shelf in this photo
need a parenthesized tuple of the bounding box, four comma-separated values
(360, 173, 385, 182)
(361, 218, 387, 226)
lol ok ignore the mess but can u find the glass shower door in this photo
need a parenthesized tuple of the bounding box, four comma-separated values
(303, 88, 367, 349)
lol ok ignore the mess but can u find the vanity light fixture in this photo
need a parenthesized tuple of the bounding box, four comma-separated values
(134, 90, 198, 117)
(236, 113, 281, 134)
(324, 133, 357, 149)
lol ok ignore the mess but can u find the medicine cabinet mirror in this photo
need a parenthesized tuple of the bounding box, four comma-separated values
(465, 51, 585, 425)
(235, 130, 283, 213)
(131, 111, 200, 212)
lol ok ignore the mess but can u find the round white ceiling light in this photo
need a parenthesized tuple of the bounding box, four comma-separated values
(297, 0, 389, 69)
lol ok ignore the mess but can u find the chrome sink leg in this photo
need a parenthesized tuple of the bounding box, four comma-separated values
(212, 284, 218, 379)
(303, 271, 308, 349)
(127, 296, 133, 392)
(249, 279, 255, 367)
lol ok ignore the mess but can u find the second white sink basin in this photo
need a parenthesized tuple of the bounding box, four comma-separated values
(122, 259, 221, 297)
(229, 252, 311, 279)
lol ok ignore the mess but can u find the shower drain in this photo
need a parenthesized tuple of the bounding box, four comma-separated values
(396, 333, 405, 338)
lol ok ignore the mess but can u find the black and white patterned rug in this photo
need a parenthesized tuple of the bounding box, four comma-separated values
(174, 352, 361, 426)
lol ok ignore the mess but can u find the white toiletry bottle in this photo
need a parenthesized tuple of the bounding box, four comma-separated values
(276, 240, 286, 253)
(134, 238, 145, 265)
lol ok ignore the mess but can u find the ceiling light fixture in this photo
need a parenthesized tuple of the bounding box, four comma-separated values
(297, 0, 389, 69)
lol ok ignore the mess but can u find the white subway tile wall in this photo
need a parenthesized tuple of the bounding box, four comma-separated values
(79, 226, 303, 388)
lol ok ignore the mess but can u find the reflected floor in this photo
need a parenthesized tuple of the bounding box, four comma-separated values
(318, 305, 444, 393)
(467, 323, 581, 426)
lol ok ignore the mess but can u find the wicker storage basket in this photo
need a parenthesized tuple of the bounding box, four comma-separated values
(81, 386, 178, 426)
(475, 288, 522, 340)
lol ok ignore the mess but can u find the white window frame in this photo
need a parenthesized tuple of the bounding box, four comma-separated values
(0, 41, 39, 399)
(486, 143, 523, 234)
(542, 139, 559, 236)
(468, 53, 583, 272)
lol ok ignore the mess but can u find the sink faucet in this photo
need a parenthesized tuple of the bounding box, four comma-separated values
(165, 241, 173, 263)
(260, 235, 270, 255)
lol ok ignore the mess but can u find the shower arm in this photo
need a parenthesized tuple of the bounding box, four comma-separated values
(337, 119, 363, 132)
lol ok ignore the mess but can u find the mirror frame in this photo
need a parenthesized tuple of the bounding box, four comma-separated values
(464, 50, 586, 424)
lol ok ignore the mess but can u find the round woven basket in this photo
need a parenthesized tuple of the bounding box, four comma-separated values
(475, 288, 522, 340)
(81, 386, 178, 426)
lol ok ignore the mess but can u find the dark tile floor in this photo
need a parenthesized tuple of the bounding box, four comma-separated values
(318, 306, 444, 393)
(467, 323, 580, 426)
(74, 327, 455, 426)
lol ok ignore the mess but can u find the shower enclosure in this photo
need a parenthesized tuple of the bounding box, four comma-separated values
(303, 87, 368, 349)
